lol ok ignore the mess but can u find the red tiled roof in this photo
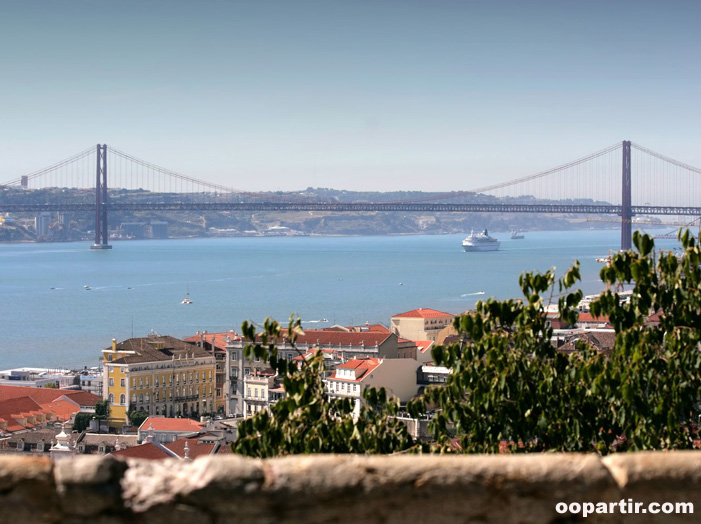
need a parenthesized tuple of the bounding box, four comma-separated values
(110, 442, 172, 460)
(330, 358, 382, 382)
(140, 417, 205, 432)
(414, 340, 434, 353)
(392, 308, 454, 319)
(41, 400, 80, 422)
(183, 332, 239, 351)
(164, 438, 216, 459)
(577, 313, 610, 324)
(0, 385, 100, 407)
(0, 397, 46, 432)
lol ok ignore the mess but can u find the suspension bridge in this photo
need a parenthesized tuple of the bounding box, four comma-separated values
(2, 141, 701, 250)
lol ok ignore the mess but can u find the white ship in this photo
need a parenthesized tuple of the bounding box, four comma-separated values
(462, 229, 500, 252)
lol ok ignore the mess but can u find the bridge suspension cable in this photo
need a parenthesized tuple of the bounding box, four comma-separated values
(0, 145, 95, 187)
(466, 142, 622, 194)
(107, 146, 242, 195)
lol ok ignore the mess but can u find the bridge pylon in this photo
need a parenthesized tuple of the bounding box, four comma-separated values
(620, 140, 632, 251)
(91, 144, 112, 250)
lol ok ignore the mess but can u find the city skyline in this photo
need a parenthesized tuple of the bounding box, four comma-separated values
(2, 0, 700, 192)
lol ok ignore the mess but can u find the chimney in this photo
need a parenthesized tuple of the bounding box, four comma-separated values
(112, 338, 117, 351)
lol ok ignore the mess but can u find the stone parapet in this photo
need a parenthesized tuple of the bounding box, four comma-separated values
(0, 452, 699, 523)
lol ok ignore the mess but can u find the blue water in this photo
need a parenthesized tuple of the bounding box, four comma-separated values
(0, 230, 681, 370)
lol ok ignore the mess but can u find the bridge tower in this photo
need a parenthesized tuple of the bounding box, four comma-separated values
(620, 140, 632, 251)
(91, 144, 112, 250)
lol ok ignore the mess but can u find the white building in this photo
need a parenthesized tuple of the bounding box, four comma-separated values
(325, 357, 420, 405)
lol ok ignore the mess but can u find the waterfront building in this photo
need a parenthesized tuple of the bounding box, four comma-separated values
(34, 212, 51, 237)
(101, 333, 216, 429)
(0, 367, 78, 389)
(390, 308, 455, 342)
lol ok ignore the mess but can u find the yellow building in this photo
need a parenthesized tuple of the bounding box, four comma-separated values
(102, 334, 216, 429)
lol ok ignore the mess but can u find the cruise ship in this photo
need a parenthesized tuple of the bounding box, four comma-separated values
(462, 229, 500, 252)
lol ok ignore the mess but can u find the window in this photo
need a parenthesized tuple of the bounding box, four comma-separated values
(120, 378, 125, 387)
(109, 393, 114, 403)
(216, 388, 221, 397)
(146, 377, 150, 387)
(231, 368, 238, 378)
(155, 391, 159, 401)
(231, 350, 238, 361)
(139, 378, 143, 388)
(202, 371, 206, 381)
(109, 378, 114, 387)
(139, 394, 143, 403)
(132, 378, 136, 388)
(107, 354, 112, 362)
(247, 387, 251, 398)
(254, 388, 258, 398)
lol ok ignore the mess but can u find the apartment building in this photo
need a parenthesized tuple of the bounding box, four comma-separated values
(102, 334, 216, 429)
(390, 308, 455, 342)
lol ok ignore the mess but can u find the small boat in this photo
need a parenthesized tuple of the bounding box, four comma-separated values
(84, 285, 92, 290)
(181, 286, 193, 304)
(510, 230, 525, 240)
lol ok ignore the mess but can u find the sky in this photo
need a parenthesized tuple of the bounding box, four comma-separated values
(1, 0, 700, 192)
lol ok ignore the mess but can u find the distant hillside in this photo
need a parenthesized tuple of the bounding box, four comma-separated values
(0, 187, 613, 240)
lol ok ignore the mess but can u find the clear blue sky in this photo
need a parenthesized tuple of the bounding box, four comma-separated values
(1, 0, 699, 192)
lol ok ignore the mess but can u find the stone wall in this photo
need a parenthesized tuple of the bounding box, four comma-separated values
(1, 452, 700, 523)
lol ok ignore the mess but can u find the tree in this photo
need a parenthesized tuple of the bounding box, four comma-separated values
(94, 400, 111, 421)
(231, 317, 415, 458)
(128, 410, 149, 428)
(43, 382, 57, 389)
(73, 413, 93, 433)
(407, 230, 701, 453)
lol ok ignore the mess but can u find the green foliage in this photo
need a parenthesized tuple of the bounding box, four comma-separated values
(43, 383, 58, 389)
(231, 316, 415, 457)
(73, 412, 93, 433)
(128, 410, 150, 428)
(407, 230, 701, 453)
(94, 400, 111, 420)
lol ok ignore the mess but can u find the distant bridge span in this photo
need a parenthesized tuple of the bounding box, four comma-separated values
(4, 202, 701, 216)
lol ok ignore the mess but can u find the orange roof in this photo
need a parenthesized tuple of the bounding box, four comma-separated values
(415, 340, 434, 353)
(392, 308, 454, 319)
(0, 385, 100, 407)
(41, 400, 80, 422)
(140, 417, 205, 432)
(331, 358, 382, 382)
(183, 332, 239, 352)
(164, 438, 216, 459)
(110, 442, 172, 460)
(577, 313, 610, 323)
